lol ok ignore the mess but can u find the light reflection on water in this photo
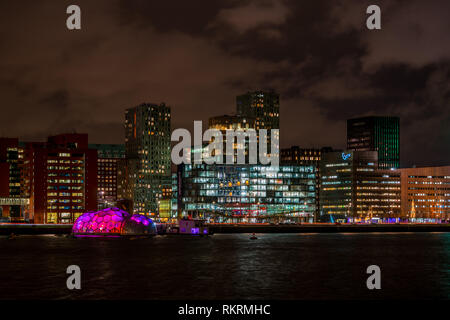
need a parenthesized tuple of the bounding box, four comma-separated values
(0, 232, 449, 299)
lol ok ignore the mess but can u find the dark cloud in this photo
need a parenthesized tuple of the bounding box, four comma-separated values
(116, 0, 233, 34)
(0, 0, 448, 167)
(38, 90, 69, 109)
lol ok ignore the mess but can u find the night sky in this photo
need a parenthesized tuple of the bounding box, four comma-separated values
(0, 0, 448, 167)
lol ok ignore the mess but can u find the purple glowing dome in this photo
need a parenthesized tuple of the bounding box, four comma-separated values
(72, 208, 156, 236)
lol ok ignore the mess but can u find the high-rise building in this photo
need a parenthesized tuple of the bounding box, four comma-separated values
(399, 166, 450, 221)
(0, 138, 29, 221)
(117, 158, 132, 202)
(281, 146, 335, 166)
(236, 90, 280, 132)
(208, 114, 256, 163)
(89, 144, 125, 209)
(347, 116, 400, 169)
(25, 134, 97, 224)
(209, 114, 256, 131)
(124, 103, 171, 215)
(237, 90, 280, 151)
(320, 151, 401, 222)
(281, 146, 336, 221)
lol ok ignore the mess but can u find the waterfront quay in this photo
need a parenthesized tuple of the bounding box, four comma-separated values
(2, 223, 450, 235)
(0, 224, 72, 235)
(208, 223, 450, 233)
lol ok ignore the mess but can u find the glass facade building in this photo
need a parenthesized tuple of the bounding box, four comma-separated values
(178, 163, 316, 223)
(281, 146, 336, 221)
(347, 116, 400, 169)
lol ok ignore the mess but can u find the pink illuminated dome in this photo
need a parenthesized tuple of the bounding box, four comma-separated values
(72, 208, 157, 237)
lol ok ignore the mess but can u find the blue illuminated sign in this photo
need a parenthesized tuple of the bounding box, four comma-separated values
(341, 152, 351, 160)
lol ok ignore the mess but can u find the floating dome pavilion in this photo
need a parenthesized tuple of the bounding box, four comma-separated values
(72, 208, 157, 237)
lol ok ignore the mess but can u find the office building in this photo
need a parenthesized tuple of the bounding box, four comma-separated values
(208, 114, 256, 162)
(281, 146, 335, 166)
(178, 162, 316, 223)
(237, 90, 280, 150)
(158, 177, 173, 220)
(89, 144, 125, 209)
(347, 116, 400, 169)
(25, 134, 97, 224)
(399, 166, 450, 221)
(281, 146, 335, 221)
(236, 90, 280, 131)
(0, 138, 29, 221)
(117, 158, 132, 202)
(209, 114, 256, 131)
(124, 103, 171, 215)
(320, 151, 401, 222)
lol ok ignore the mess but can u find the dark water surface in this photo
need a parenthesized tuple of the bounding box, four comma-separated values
(0, 233, 449, 300)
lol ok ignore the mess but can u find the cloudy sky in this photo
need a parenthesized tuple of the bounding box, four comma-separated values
(0, 0, 448, 167)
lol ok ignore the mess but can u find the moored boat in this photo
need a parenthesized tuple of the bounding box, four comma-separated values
(166, 218, 210, 236)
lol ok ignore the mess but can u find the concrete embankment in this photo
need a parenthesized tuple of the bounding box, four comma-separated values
(0, 224, 72, 235)
(208, 223, 450, 234)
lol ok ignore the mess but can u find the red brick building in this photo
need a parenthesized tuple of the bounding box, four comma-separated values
(25, 134, 97, 224)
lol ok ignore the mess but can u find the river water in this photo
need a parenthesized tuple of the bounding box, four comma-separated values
(0, 232, 449, 299)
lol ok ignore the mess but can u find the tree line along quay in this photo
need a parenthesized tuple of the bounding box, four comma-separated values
(0, 91, 449, 226)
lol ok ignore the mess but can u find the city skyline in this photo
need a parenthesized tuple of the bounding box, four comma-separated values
(0, 1, 448, 168)
(1, 1, 450, 305)
(0, 94, 447, 169)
